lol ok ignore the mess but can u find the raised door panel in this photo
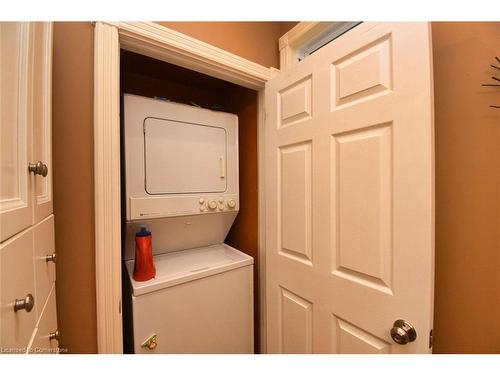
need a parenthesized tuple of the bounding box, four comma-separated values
(32, 22, 53, 223)
(33, 214, 55, 309)
(0, 228, 37, 349)
(331, 316, 391, 354)
(278, 142, 312, 265)
(279, 287, 313, 353)
(0, 22, 32, 242)
(278, 76, 312, 128)
(331, 35, 392, 109)
(331, 124, 393, 294)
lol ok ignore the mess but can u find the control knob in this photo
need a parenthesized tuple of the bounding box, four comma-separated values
(199, 198, 206, 211)
(207, 200, 217, 210)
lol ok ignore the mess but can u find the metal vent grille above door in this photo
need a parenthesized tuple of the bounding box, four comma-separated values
(144, 117, 227, 194)
(296, 22, 362, 62)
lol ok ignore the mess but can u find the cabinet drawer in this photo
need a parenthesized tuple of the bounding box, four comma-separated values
(27, 283, 58, 354)
(33, 215, 55, 307)
(0, 228, 37, 350)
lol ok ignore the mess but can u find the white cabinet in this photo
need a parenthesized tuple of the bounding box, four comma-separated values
(1, 22, 53, 238)
(33, 215, 56, 314)
(0, 22, 33, 242)
(0, 22, 57, 353)
(0, 214, 57, 353)
(0, 229, 37, 350)
(31, 22, 53, 224)
(27, 284, 58, 354)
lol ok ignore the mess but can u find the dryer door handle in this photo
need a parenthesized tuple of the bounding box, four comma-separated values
(219, 156, 226, 179)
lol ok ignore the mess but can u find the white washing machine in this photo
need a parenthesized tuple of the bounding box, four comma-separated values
(125, 244, 253, 353)
(123, 94, 254, 353)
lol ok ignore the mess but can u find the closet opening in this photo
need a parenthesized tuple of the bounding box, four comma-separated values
(119, 50, 261, 353)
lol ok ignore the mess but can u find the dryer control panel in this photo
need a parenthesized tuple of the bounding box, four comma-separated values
(129, 194, 239, 220)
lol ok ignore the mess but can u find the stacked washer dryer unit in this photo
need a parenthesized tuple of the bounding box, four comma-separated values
(123, 94, 254, 354)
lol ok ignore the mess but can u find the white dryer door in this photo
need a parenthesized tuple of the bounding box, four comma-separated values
(144, 117, 227, 194)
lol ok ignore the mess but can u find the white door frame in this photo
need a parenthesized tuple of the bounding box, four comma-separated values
(93, 21, 277, 353)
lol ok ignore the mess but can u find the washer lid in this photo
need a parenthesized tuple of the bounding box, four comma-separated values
(126, 243, 253, 296)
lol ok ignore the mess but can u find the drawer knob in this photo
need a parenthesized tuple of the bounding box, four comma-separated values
(45, 253, 57, 263)
(28, 161, 48, 177)
(49, 329, 59, 341)
(14, 293, 34, 312)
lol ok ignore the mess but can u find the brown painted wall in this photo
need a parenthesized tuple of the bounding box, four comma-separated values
(224, 86, 260, 351)
(157, 22, 297, 68)
(431, 22, 500, 353)
(52, 22, 97, 353)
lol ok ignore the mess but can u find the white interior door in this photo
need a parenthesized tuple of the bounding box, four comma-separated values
(264, 22, 434, 353)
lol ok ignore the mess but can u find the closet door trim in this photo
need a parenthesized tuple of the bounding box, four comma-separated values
(94, 21, 273, 354)
(105, 21, 275, 90)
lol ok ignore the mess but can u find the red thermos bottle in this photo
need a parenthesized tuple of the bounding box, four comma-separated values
(133, 227, 156, 281)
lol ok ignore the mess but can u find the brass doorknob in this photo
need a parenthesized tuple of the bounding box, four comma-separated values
(49, 329, 59, 341)
(28, 161, 48, 177)
(390, 319, 417, 345)
(14, 294, 35, 312)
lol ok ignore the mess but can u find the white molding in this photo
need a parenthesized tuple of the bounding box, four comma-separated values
(93, 21, 123, 354)
(38, 22, 53, 205)
(34, 22, 53, 222)
(257, 89, 267, 353)
(110, 21, 273, 90)
(94, 21, 275, 353)
(278, 22, 334, 71)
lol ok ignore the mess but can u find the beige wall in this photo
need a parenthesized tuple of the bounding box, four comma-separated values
(52, 21, 499, 353)
(431, 22, 500, 353)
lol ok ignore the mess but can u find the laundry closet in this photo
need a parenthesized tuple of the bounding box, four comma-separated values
(119, 51, 260, 354)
